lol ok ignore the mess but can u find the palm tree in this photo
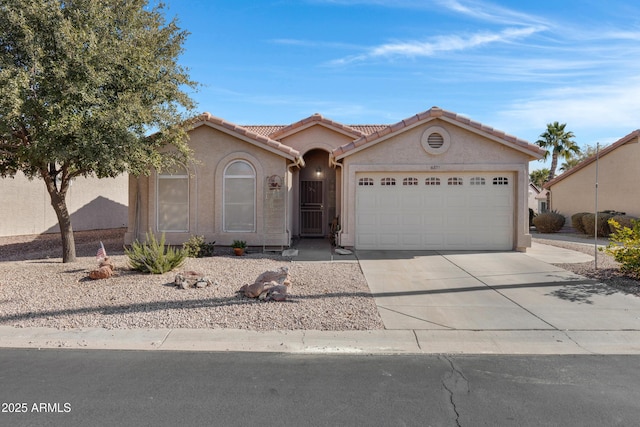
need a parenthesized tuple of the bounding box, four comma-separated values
(559, 157, 581, 173)
(535, 122, 581, 181)
(529, 168, 550, 188)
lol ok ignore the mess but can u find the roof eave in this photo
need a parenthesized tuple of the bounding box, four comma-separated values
(191, 113, 301, 161)
(334, 107, 544, 160)
(544, 129, 640, 188)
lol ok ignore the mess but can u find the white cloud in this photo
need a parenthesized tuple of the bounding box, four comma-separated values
(496, 78, 640, 143)
(373, 27, 540, 57)
(436, 0, 549, 27)
(329, 26, 543, 65)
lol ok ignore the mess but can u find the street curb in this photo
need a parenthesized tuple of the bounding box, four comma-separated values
(2, 326, 640, 355)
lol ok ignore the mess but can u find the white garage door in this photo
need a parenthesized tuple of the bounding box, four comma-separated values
(356, 172, 514, 250)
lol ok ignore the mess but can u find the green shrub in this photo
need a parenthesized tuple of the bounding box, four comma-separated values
(571, 212, 591, 234)
(582, 212, 613, 237)
(183, 235, 215, 258)
(603, 219, 640, 278)
(532, 211, 565, 233)
(529, 208, 535, 226)
(125, 232, 187, 274)
(611, 215, 638, 230)
(231, 240, 247, 249)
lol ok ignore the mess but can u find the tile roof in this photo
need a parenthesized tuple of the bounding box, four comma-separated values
(190, 108, 544, 164)
(244, 123, 387, 138)
(332, 106, 546, 159)
(192, 113, 301, 160)
(267, 113, 369, 139)
(243, 125, 286, 137)
(544, 129, 640, 188)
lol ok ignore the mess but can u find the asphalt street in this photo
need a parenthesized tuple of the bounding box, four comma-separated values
(1, 349, 640, 426)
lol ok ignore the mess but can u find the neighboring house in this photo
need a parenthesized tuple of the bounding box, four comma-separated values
(125, 106, 544, 251)
(0, 172, 128, 237)
(535, 187, 549, 213)
(528, 182, 541, 213)
(544, 129, 640, 220)
(528, 182, 548, 214)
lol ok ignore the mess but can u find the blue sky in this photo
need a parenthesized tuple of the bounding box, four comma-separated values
(163, 0, 640, 170)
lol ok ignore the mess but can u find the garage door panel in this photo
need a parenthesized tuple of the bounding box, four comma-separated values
(356, 172, 513, 250)
(402, 214, 422, 226)
(379, 214, 400, 226)
(423, 214, 444, 226)
(379, 194, 399, 209)
(379, 234, 400, 246)
(445, 195, 466, 208)
(401, 196, 422, 210)
(491, 194, 512, 207)
(357, 234, 378, 248)
(445, 234, 466, 246)
(423, 234, 444, 249)
(401, 234, 423, 246)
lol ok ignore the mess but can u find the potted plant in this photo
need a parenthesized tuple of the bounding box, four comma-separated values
(231, 240, 247, 256)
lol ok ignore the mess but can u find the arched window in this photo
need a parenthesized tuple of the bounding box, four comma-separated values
(157, 164, 189, 232)
(425, 177, 441, 186)
(493, 176, 509, 186)
(224, 160, 256, 232)
(381, 177, 396, 186)
(403, 177, 419, 186)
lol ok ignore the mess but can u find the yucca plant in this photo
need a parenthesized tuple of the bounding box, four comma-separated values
(125, 232, 187, 274)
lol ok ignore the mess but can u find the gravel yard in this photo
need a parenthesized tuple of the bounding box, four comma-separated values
(533, 234, 640, 296)
(0, 229, 383, 331)
(0, 229, 638, 331)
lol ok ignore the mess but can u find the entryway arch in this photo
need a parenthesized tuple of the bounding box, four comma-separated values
(298, 149, 336, 237)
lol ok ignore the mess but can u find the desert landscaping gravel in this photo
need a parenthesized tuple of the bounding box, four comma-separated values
(0, 229, 638, 331)
(0, 229, 384, 331)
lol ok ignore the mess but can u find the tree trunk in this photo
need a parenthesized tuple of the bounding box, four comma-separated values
(548, 154, 558, 182)
(50, 190, 77, 263)
(41, 168, 77, 263)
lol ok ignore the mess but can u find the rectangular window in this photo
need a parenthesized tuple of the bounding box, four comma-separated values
(224, 176, 255, 232)
(157, 177, 189, 231)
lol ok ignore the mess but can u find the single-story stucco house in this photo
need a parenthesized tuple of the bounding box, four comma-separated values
(125, 106, 545, 251)
(0, 172, 128, 237)
(544, 129, 640, 220)
(528, 182, 542, 213)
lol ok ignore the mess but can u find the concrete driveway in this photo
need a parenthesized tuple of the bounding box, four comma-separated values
(357, 244, 640, 332)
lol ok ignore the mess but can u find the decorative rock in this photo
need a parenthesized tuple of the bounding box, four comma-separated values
(239, 281, 265, 298)
(254, 267, 289, 286)
(334, 248, 353, 255)
(195, 277, 212, 288)
(89, 266, 113, 280)
(88, 257, 115, 280)
(239, 268, 291, 301)
(175, 272, 215, 289)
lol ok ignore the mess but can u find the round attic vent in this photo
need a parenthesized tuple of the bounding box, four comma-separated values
(421, 126, 450, 155)
(427, 133, 444, 149)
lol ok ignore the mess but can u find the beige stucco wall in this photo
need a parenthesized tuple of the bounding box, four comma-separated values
(337, 119, 534, 251)
(280, 125, 355, 155)
(0, 172, 128, 237)
(548, 141, 640, 220)
(126, 124, 292, 247)
(277, 125, 354, 237)
(528, 185, 539, 213)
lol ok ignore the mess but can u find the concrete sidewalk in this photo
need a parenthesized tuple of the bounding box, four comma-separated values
(2, 326, 640, 355)
(2, 241, 640, 355)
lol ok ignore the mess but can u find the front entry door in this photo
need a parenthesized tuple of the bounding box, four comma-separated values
(300, 180, 324, 236)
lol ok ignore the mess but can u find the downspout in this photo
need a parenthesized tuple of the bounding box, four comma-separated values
(134, 177, 141, 241)
(329, 154, 343, 247)
(286, 155, 305, 246)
